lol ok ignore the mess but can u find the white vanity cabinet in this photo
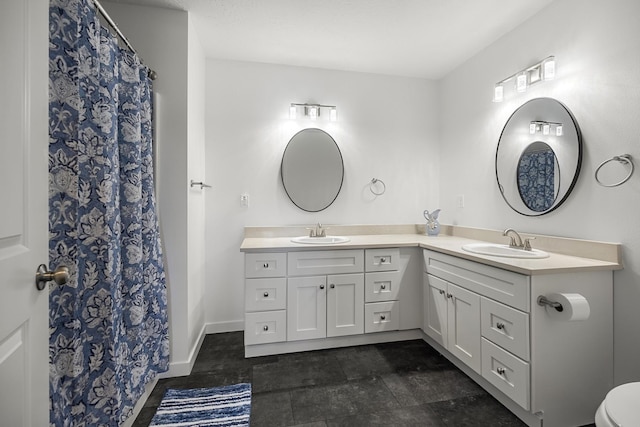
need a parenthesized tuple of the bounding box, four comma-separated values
(364, 248, 401, 332)
(243, 246, 422, 357)
(422, 249, 613, 427)
(243, 253, 288, 345)
(241, 226, 619, 427)
(423, 273, 481, 374)
(287, 273, 364, 341)
(287, 250, 365, 341)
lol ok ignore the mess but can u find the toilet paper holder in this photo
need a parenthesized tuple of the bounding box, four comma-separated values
(537, 295, 564, 312)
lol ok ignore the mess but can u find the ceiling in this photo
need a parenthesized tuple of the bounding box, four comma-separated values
(106, 0, 556, 79)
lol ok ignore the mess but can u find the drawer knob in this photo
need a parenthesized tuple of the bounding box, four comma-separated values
(380, 257, 386, 263)
(446, 293, 453, 299)
(330, 284, 335, 289)
(380, 314, 386, 320)
(381, 284, 386, 290)
(438, 289, 445, 295)
(263, 291, 269, 297)
(320, 284, 325, 290)
(263, 263, 269, 268)
(496, 322, 505, 330)
(496, 367, 505, 375)
(263, 325, 269, 331)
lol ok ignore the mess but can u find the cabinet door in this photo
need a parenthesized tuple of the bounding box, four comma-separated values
(287, 276, 327, 341)
(447, 283, 481, 374)
(424, 274, 448, 347)
(327, 274, 364, 337)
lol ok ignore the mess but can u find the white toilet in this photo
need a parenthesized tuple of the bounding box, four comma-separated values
(595, 382, 640, 426)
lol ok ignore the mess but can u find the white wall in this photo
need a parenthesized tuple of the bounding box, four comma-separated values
(204, 61, 439, 330)
(102, 3, 205, 375)
(187, 16, 207, 358)
(440, 0, 640, 384)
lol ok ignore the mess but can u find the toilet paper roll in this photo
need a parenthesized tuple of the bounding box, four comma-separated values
(545, 293, 590, 321)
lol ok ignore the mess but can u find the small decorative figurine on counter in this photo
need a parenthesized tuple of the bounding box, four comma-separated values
(423, 209, 441, 236)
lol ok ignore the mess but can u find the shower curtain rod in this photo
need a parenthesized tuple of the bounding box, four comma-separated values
(92, 0, 158, 80)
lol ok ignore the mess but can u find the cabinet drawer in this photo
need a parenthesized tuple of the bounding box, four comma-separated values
(365, 271, 401, 302)
(365, 248, 400, 272)
(365, 301, 399, 333)
(245, 253, 287, 278)
(244, 310, 287, 345)
(481, 338, 530, 410)
(423, 250, 530, 311)
(288, 250, 364, 276)
(481, 297, 529, 361)
(245, 278, 286, 312)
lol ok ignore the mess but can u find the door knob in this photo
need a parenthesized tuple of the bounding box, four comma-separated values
(35, 264, 69, 291)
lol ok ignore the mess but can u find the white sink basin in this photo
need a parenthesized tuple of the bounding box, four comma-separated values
(291, 236, 350, 245)
(461, 243, 549, 259)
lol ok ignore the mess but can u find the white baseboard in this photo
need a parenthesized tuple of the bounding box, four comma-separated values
(123, 322, 240, 424)
(244, 329, 423, 357)
(160, 323, 208, 379)
(164, 321, 243, 377)
(122, 377, 159, 427)
(205, 319, 243, 334)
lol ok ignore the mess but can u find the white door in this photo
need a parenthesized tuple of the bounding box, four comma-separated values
(327, 273, 364, 337)
(447, 283, 481, 374)
(0, 0, 50, 425)
(424, 274, 448, 347)
(287, 276, 327, 341)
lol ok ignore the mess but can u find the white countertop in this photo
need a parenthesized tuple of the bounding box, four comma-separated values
(240, 225, 622, 276)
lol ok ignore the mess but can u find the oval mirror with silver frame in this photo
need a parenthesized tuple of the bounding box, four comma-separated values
(281, 128, 344, 212)
(496, 98, 582, 216)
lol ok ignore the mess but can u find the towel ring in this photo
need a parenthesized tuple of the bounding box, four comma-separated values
(595, 154, 634, 187)
(370, 178, 386, 196)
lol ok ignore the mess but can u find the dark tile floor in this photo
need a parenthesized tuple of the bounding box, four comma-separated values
(132, 332, 594, 426)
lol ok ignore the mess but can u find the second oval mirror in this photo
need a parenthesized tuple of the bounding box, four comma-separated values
(281, 128, 344, 212)
(496, 98, 582, 216)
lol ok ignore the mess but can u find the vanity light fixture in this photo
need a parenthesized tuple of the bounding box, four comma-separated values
(289, 103, 338, 122)
(493, 56, 556, 102)
(516, 72, 528, 93)
(529, 120, 563, 136)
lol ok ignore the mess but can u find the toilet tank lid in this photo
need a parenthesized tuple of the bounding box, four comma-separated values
(605, 382, 640, 427)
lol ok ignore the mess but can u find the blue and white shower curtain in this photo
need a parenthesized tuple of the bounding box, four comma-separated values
(517, 149, 556, 212)
(49, 0, 169, 425)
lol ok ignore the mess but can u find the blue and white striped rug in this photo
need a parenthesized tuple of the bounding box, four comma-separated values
(150, 383, 251, 427)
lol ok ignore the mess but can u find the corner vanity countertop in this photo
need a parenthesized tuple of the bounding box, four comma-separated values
(240, 224, 622, 276)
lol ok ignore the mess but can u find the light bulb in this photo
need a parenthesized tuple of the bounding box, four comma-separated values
(543, 57, 556, 80)
(542, 124, 550, 135)
(289, 105, 297, 120)
(529, 66, 541, 84)
(516, 72, 527, 93)
(493, 84, 504, 102)
(330, 107, 337, 122)
(556, 125, 563, 136)
(530, 123, 537, 134)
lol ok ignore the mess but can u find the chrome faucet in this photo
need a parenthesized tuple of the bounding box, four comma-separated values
(503, 228, 524, 248)
(307, 223, 327, 238)
(503, 228, 536, 251)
